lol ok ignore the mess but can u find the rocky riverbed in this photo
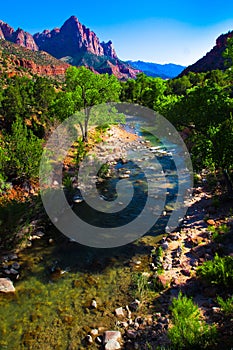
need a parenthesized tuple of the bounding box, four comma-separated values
(0, 124, 232, 349)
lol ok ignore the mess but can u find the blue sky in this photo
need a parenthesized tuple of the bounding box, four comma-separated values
(1, 0, 233, 65)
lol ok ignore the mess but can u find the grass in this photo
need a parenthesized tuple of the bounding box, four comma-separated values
(168, 293, 217, 349)
(131, 272, 149, 300)
(208, 223, 229, 242)
(197, 254, 233, 287)
(217, 295, 233, 315)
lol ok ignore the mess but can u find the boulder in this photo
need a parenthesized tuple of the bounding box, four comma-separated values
(115, 307, 125, 318)
(104, 331, 121, 344)
(105, 340, 121, 350)
(0, 278, 15, 293)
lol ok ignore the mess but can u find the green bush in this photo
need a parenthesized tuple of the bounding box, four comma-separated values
(217, 296, 233, 315)
(197, 254, 233, 287)
(208, 224, 229, 242)
(168, 293, 217, 349)
(0, 141, 10, 193)
(6, 117, 43, 180)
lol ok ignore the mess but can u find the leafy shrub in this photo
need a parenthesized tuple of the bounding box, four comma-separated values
(197, 254, 233, 287)
(168, 293, 217, 349)
(208, 223, 229, 242)
(6, 117, 43, 180)
(0, 141, 10, 193)
(217, 296, 233, 315)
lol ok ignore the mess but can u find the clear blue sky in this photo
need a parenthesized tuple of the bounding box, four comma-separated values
(1, 0, 233, 65)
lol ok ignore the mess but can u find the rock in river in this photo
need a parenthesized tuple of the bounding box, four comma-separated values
(0, 278, 15, 293)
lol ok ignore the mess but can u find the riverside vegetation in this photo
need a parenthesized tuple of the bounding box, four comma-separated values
(0, 38, 233, 349)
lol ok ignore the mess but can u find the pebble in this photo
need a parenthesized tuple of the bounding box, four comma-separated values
(11, 262, 20, 270)
(105, 340, 121, 350)
(96, 336, 102, 344)
(161, 242, 169, 251)
(115, 307, 125, 318)
(90, 329, 98, 336)
(86, 335, 93, 344)
(104, 331, 121, 345)
(126, 330, 137, 339)
(125, 305, 132, 319)
(91, 299, 97, 309)
(129, 299, 140, 311)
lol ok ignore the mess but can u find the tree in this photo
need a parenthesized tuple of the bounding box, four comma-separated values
(65, 66, 122, 141)
(6, 117, 43, 180)
(223, 36, 233, 69)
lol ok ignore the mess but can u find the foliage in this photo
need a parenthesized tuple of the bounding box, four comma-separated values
(121, 73, 166, 108)
(217, 295, 233, 315)
(65, 66, 122, 141)
(168, 293, 217, 349)
(223, 36, 233, 69)
(197, 254, 233, 287)
(5, 117, 43, 179)
(131, 272, 149, 300)
(208, 223, 229, 242)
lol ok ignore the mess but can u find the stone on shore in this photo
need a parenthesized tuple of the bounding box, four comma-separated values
(104, 331, 121, 344)
(0, 278, 15, 293)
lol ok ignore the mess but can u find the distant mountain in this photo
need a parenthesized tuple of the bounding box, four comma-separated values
(0, 39, 69, 78)
(0, 17, 139, 80)
(126, 60, 185, 79)
(179, 30, 233, 76)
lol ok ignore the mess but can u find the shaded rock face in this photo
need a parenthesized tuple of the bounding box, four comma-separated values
(33, 16, 114, 59)
(0, 39, 70, 79)
(180, 31, 233, 76)
(0, 21, 38, 51)
(101, 40, 118, 59)
(13, 57, 69, 76)
(33, 16, 139, 79)
(0, 20, 14, 39)
(11, 29, 38, 51)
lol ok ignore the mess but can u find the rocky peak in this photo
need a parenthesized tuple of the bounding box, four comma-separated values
(216, 31, 233, 48)
(11, 28, 38, 51)
(34, 15, 105, 58)
(0, 20, 14, 40)
(179, 30, 233, 76)
(0, 16, 139, 80)
(0, 27, 4, 39)
(101, 40, 117, 59)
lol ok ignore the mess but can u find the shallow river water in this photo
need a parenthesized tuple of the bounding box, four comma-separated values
(0, 120, 188, 349)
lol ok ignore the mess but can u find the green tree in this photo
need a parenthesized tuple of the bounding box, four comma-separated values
(65, 66, 121, 141)
(6, 117, 43, 180)
(223, 36, 233, 68)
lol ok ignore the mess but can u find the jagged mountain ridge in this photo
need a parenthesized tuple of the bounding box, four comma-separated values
(0, 17, 139, 80)
(179, 30, 233, 76)
(126, 60, 185, 79)
(33, 16, 117, 59)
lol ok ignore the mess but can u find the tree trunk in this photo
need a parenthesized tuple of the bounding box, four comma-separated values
(83, 107, 91, 142)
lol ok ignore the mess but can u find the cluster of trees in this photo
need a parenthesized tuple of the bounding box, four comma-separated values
(0, 67, 121, 191)
(0, 38, 233, 194)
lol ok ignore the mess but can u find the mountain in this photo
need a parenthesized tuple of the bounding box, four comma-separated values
(126, 60, 185, 79)
(0, 17, 139, 80)
(0, 20, 38, 51)
(0, 39, 69, 78)
(179, 30, 233, 76)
